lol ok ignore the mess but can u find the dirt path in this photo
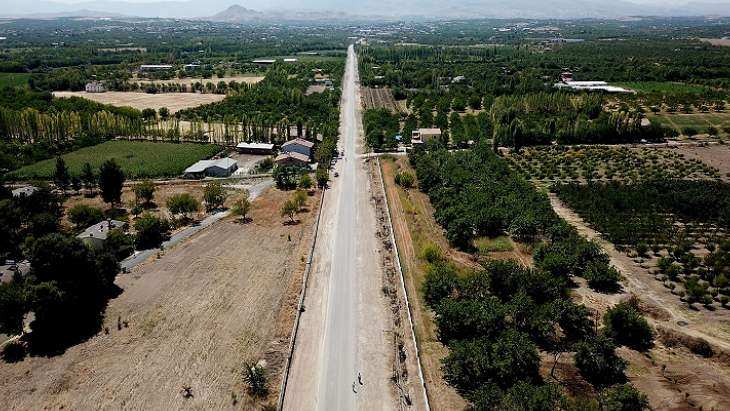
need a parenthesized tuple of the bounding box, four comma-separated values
(0, 188, 319, 410)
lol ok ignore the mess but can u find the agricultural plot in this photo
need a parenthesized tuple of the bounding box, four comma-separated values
(0, 73, 30, 88)
(8, 140, 221, 180)
(361, 87, 398, 112)
(132, 75, 264, 87)
(555, 180, 730, 310)
(506, 145, 721, 183)
(649, 113, 730, 137)
(53, 91, 226, 114)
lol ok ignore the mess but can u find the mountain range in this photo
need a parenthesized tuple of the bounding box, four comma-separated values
(2, 0, 729, 20)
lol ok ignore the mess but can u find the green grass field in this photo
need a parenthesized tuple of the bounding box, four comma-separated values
(9, 140, 221, 180)
(0, 73, 31, 88)
(650, 112, 730, 135)
(617, 81, 711, 94)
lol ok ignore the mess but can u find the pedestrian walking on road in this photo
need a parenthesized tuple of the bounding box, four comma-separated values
(358, 372, 363, 385)
(352, 382, 357, 393)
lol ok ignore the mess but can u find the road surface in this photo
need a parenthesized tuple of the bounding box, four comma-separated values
(283, 45, 396, 410)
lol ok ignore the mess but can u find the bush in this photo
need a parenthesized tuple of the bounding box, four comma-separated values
(242, 362, 268, 397)
(420, 243, 443, 263)
(67, 204, 104, 230)
(298, 174, 313, 190)
(395, 171, 415, 188)
(132, 179, 156, 206)
(599, 384, 649, 411)
(574, 335, 627, 388)
(1, 340, 26, 363)
(105, 228, 134, 260)
(469, 382, 565, 411)
(603, 300, 654, 351)
(134, 213, 170, 250)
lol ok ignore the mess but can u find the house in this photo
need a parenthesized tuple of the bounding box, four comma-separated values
(452, 75, 466, 83)
(555, 74, 633, 93)
(411, 128, 442, 144)
(183, 158, 238, 179)
(85, 80, 106, 93)
(559, 72, 574, 82)
(283, 58, 298, 63)
(252, 59, 276, 65)
(12, 186, 38, 198)
(77, 220, 127, 249)
(274, 152, 310, 167)
(236, 142, 275, 155)
(0, 260, 30, 284)
(281, 138, 315, 158)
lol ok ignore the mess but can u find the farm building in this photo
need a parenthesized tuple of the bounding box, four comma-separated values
(139, 64, 173, 71)
(253, 59, 276, 65)
(85, 81, 106, 93)
(411, 128, 442, 144)
(555, 74, 633, 93)
(281, 138, 314, 158)
(183, 158, 238, 179)
(12, 186, 38, 198)
(275, 152, 310, 167)
(236, 142, 275, 155)
(77, 220, 127, 249)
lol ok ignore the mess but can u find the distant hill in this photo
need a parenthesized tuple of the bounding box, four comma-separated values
(1, 0, 729, 20)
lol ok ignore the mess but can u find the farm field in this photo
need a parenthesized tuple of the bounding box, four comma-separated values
(0, 73, 30, 88)
(671, 144, 730, 179)
(616, 81, 713, 94)
(361, 87, 398, 112)
(53, 91, 226, 113)
(650, 112, 730, 137)
(8, 140, 221, 180)
(505, 145, 722, 183)
(0, 187, 320, 410)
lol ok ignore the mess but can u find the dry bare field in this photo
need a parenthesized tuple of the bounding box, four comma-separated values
(666, 144, 730, 180)
(700, 38, 730, 47)
(53, 91, 225, 113)
(362, 87, 398, 112)
(0, 188, 320, 410)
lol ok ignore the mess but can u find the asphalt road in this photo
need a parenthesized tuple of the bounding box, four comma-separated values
(284, 44, 395, 411)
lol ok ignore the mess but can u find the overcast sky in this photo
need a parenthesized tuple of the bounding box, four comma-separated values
(46, 0, 723, 4)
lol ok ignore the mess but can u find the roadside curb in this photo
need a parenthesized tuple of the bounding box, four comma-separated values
(375, 157, 431, 411)
(276, 184, 327, 410)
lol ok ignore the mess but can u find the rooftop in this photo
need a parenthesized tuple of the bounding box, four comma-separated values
(236, 142, 275, 150)
(12, 186, 38, 197)
(282, 138, 315, 148)
(77, 220, 126, 241)
(275, 152, 310, 163)
(184, 158, 238, 173)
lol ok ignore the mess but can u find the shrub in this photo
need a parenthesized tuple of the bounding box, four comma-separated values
(316, 168, 329, 188)
(132, 179, 156, 206)
(298, 174, 313, 190)
(231, 192, 252, 222)
(243, 362, 268, 397)
(420, 243, 443, 263)
(280, 199, 297, 223)
(574, 335, 627, 388)
(599, 384, 649, 411)
(395, 171, 415, 188)
(67, 204, 104, 230)
(603, 300, 654, 351)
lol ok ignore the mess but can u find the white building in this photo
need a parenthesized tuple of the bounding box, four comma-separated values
(12, 186, 38, 198)
(85, 80, 106, 93)
(555, 79, 633, 93)
(236, 142, 275, 155)
(139, 64, 173, 71)
(77, 220, 127, 249)
(183, 158, 238, 179)
(411, 128, 442, 144)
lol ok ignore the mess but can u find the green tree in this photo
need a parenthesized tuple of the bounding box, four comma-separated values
(166, 193, 201, 220)
(281, 199, 298, 223)
(299, 173, 313, 190)
(603, 300, 654, 351)
(133, 180, 156, 207)
(574, 335, 627, 388)
(0, 281, 26, 335)
(158, 107, 170, 120)
(142, 108, 157, 121)
(231, 192, 252, 222)
(203, 182, 227, 212)
(422, 261, 459, 307)
(81, 162, 96, 195)
(293, 189, 308, 211)
(53, 156, 70, 193)
(99, 159, 125, 208)
(67, 204, 104, 230)
(316, 168, 329, 188)
(134, 213, 170, 250)
(243, 362, 268, 397)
